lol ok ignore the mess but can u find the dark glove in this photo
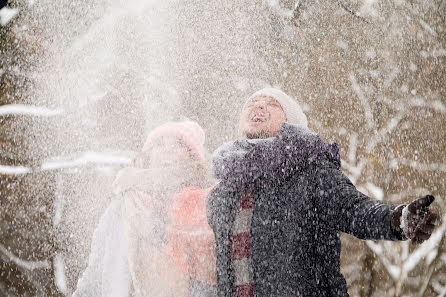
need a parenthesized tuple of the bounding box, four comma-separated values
(392, 195, 439, 244)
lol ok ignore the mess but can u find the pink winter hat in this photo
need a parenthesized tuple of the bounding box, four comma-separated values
(142, 121, 206, 161)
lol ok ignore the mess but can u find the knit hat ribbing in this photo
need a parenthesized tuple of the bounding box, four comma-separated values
(142, 121, 206, 162)
(244, 88, 308, 127)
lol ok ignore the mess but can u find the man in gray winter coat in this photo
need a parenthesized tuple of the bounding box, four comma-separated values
(207, 88, 439, 297)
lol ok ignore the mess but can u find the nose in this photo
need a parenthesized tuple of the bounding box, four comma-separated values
(253, 101, 267, 111)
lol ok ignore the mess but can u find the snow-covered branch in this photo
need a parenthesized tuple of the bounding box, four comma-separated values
(383, 69, 400, 89)
(403, 214, 446, 273)
(0, 104, 64, 117)
(0, 165, 31, 175)
(349, 72, 374, 129)
(418, 19, 437, 37)
(0, 242, 50, 270)
(265, 0, 294, 18)
(53, 254, 68, 295)
(366, 213, 446, 284)
(0, 7, 18, 26)
(341, 159, 358, 177)
(41, 151, 132, 171)
(408, 98, 446, 113)
(433, 280, 446, 297)
(347, 132, 357, 165)
(396, 158, 446, 172)
(365, 241, 400, 281)
(0, 151, 133, 175)
(380, 95, 445, 114)
(343, 72, 409, 183)
(366, 111, 405, 154)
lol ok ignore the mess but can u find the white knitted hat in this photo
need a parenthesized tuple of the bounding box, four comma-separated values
(243, 88, 308, 127)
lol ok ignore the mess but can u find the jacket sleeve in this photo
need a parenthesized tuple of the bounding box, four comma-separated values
(72, 201, 132, 297)
(314, 165, 404, 241)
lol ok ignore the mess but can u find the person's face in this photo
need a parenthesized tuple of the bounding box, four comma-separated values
(239, 96, 287, 139)
(135, 137, 193, 169)
(149, 137, 192, 168)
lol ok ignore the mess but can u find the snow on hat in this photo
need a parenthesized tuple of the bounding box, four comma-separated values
(142, 121, 206, 161)
(244, 88, 308, 127)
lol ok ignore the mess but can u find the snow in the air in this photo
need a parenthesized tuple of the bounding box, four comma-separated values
(0, 6, 18, 26)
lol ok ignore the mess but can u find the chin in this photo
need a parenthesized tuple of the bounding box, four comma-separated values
(240, 122, 271, 138)
(245, 129, 272, 139)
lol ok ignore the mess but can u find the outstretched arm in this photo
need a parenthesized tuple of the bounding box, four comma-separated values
(73, 201, 131, 297)
(314, 165, 403, 241)
(314, 166, 439, 243)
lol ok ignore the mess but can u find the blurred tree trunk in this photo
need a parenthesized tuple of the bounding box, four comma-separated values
(0, 4, 62, 296)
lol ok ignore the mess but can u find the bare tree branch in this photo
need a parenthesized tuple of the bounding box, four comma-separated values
(266, 0, 370, 24)
(333, 0, 370, 24)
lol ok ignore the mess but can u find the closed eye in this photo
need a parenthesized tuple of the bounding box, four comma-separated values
(268, 100, 281, 108)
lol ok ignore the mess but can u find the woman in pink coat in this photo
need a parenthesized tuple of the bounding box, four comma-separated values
(74, 121, 216, 297)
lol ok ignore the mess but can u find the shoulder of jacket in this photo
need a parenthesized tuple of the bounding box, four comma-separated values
(209, 181, 227, 194)
(309, 159, 341, 173)
(207, 182, 239, 209)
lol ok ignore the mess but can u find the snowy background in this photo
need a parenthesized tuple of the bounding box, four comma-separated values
(0, 0, 445, 296)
